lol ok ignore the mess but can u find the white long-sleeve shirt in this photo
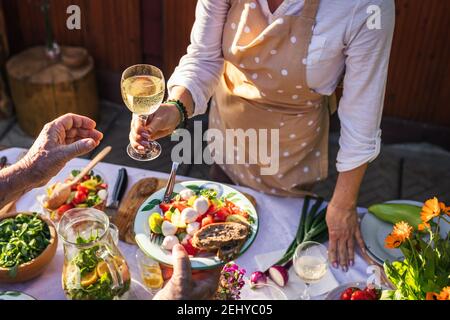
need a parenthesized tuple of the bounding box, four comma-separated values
(168, 0, 395, 172)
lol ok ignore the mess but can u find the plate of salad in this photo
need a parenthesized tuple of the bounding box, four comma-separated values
(38, 166, 108, 222)
(134, 181, 259, 270)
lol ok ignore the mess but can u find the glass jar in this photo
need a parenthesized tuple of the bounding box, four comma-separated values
(58, 208, 131, 300)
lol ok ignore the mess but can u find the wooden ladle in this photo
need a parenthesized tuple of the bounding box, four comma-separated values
(44, 146, 112, 210)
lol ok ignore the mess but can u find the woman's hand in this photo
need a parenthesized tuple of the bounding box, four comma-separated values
(129, 104, 180, 151)
(326, 201, 365, 271)
(153, 244, 220, 300)
(326, 163, 368, 271)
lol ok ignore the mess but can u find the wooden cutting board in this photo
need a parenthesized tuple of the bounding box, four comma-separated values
(113, 177, 258, 245)
(113, 178, 159, 244)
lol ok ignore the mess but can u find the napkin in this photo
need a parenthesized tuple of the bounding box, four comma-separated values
(248, 249, 339, 299)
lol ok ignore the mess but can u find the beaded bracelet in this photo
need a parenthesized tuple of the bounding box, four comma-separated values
(166, 99, 188, 129)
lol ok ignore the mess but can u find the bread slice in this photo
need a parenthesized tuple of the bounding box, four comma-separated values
(191, 222, 249, 251)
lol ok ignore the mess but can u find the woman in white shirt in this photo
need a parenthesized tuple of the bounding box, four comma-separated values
(130, 0, 395, 271)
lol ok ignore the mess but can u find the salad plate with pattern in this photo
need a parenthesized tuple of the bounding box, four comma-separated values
(134, 181, 259, 270)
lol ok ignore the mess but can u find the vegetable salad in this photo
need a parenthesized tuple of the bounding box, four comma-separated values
(147, 186, 253, 256)
(44, 170, 108, 222)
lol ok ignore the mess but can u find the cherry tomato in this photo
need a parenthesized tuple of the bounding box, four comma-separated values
(72, 190, 87, 205)
(82, 175, 90, 181)
(214, 208, 229, 222)
(350, 290, 372, 300)
(182, 239, 199, 256)
(77, 185, 89, 194)
(159, 203, 172, 213)
(57, 203, 74, 216)
(173, 201, 188, 212)
(340, 287, 359, 300)
(195, 213, 206, 223)
(201, 215, 214, 228)
(205, 204, 217, 215)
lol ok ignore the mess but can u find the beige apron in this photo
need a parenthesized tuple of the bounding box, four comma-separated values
(209, 0, 329, 197)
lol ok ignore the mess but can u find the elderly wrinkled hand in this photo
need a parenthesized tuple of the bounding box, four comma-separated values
(153, 244, 220, 300)
(19, 113, 103, 188)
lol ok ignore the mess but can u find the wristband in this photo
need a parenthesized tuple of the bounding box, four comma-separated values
(166, 99, 188, 129)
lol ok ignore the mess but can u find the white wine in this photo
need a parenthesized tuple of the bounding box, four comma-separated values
(121, 75, 164, 115)
(294, 255, 327, 284)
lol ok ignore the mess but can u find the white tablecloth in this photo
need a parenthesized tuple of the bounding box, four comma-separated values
(0, 147, 370, 299)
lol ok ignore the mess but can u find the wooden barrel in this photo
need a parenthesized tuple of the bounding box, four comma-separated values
(6, 46, 99, 137)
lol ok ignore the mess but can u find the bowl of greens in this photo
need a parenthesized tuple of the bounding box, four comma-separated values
(0, 212, 58, 283)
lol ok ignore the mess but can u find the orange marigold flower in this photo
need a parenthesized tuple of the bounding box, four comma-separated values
(418, 222, 430, 231)
(426, 292, 439, 300)
(439, 202, 450, 216)
(392, 221, 412, 241)
(385, 234, 403, 249)
(438, 287, 450, 300)
(420, 197, 440, 223)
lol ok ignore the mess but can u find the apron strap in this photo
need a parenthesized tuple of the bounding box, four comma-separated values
(300, 0, 321, 21)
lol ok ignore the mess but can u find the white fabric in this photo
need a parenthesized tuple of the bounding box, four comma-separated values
(0, 148, 370, 300)
(167, 0, 395, 172)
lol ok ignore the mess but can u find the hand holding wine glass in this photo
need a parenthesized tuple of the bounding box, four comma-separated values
(293, 241, 328, 300)
(121, 64, 166, 161)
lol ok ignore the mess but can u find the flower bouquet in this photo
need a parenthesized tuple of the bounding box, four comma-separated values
(382, 197, 450, 300)
(215, 262, 246, 300)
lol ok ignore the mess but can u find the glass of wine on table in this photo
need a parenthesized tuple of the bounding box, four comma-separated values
(293, 241, 328, 300)
(121, 64, 165, 161)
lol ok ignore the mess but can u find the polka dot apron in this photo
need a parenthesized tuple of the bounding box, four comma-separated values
(209, 0, 329, 197)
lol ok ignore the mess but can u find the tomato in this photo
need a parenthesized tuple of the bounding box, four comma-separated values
(82, 175, 90, 181)
(173, 201, 188, 212)
(214, 208, 230, 222)
(350, 290, 372, 300)
(57, 203, 74, 216)
(159, 203, 172, 213)
(72, 190, 87, 205)
(195, 213, 206, 223)
(340, 287, 359, 300)
(364, 286, 381, 300)
(205, 204, 217, 215)
(201, 215, 214, 228)
(99, 183, 108, 189)
(182, 239, 199, 256)
(77, 185, 89, 194)
(70, 184, 78, 191)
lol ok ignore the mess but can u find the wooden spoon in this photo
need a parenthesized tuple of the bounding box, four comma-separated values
(45, 146, 112, 210)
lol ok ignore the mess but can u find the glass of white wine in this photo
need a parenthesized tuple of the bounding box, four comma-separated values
(293, 241, 328, 300)
(121, 64, 165, 161)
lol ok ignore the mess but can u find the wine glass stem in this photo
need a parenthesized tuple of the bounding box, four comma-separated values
(138, 114, 157, 151)
(301, 283, 311, 300)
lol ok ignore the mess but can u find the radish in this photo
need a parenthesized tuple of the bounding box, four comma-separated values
(250, 271, 267, 288)
(268, 266, 289, 287)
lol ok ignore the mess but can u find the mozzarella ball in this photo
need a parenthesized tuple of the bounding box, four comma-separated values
(161, 220, 177, 236)
(161, 235, 179, 250)
(186, 222, 200, 236)
(97, 189, 108, 201)
(193, 197, 209, 215)
(181, 208, 199, 224)
(179, 188, 195, 200)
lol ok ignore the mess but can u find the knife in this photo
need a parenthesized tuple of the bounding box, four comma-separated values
(105, 168, 128, 218)
(0, 156, 7, 170)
